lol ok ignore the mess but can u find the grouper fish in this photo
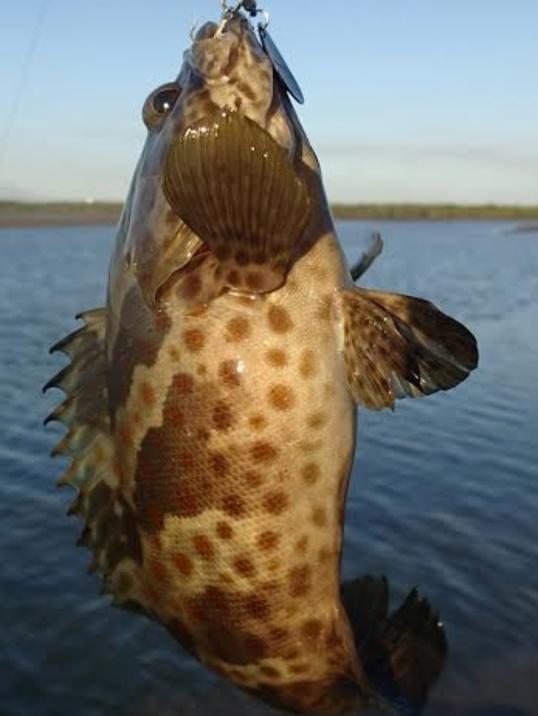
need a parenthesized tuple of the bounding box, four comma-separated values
(45, 4, 478, 714)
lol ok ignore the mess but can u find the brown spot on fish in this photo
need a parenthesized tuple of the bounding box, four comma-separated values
(307, 412, 327, 430)
(263, 491, 289, 515)
(183, 328, 205, 352)
(150, 560, 170, 583)
(173, 552, 194, 576)
(289, 565, 312, 598)
(318, 547, 332, 565)
(168, 346, 180, 361)
(249, 415, 267, 431)
(268, 384, 296, 411)
(216, 521, 234, 540)
(234, 556, 256, 578)
(258, 530, 279, 551)
(225, 316, 251, 342)
(299, 349, 317, 378)
(265, 348, 288, 368)
(212, 401, 235, 431)
(302, 462, 321, 485)
(193, 534, 214, 560)
(251, 441, 279, 463)
(312, 506, 327, 528)
(222, 494, 245, 518)
(268, 305, 293, 333)
(196, 364, 207, 376)
(245, 594, 270, 620)
(172, 372, 194, 395)
(302, 619, 322, 641)
(210, 451, 229, 477)
(296, 535, 308, 554)
(245, 271, 264, 291)
(227, 269, 241, 284)
(219, 359, 241, 388)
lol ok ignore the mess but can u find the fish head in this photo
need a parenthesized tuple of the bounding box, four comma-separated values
(109, 9, 330, 320)
(159, 12, 333, 297)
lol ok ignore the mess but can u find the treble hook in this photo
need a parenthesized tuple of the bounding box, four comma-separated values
(221, 0, 257, 16)
(217, 0, 269, 37)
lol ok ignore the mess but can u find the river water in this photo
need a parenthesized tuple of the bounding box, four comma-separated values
(1, 220, 537, 716)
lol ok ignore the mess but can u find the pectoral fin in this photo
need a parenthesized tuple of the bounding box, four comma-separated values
(163, 111, 311, 295)
(340, 287, 478, 410)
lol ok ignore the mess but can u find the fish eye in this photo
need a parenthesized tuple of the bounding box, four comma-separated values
(153, 87, 180, 114)
(143, 82, 181, 128)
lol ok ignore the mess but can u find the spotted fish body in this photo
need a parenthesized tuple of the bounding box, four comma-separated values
(46, 9, 478, 715)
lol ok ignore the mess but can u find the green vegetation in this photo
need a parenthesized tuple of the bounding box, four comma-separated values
(1, 201, 538, 227)
(331, 203, 538, 221)
(0, 201, 122, 214)
(0, 201, 122, 227)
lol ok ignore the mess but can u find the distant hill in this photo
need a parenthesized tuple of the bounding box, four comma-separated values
(331, 203, 538, 221)
(1, 200, 538, 228)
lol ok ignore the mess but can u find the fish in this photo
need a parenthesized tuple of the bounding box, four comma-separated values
(45, 4, 478, 715)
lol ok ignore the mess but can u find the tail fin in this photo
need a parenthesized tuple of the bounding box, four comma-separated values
(341, 575, 447, 715)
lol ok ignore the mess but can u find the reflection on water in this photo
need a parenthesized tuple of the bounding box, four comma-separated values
(0, 221, 537, 716)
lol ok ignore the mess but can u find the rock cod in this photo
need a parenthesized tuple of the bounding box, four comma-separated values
(46, 4, 478, 714)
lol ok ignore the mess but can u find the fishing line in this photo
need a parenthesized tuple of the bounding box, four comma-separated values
(0, 0, 50, 173)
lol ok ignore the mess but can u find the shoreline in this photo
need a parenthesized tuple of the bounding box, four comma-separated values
(1, 202, 538, 229)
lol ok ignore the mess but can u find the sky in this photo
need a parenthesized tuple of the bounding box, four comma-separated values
(0, 0, 537, 204)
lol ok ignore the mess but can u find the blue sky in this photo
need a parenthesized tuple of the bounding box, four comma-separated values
(1, 0, 537, 204)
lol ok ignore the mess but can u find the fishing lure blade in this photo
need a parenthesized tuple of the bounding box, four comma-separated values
(259, 26, 304, 104)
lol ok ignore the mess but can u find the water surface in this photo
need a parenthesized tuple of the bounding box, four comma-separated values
(1, 221, 537, 716)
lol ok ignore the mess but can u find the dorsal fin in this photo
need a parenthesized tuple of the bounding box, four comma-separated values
(45, 309, 146, 610)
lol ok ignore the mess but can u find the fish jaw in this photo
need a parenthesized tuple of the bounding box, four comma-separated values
(184, 17, 277, 132)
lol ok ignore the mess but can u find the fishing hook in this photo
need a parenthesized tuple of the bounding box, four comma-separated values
(218, 0, 269, 33)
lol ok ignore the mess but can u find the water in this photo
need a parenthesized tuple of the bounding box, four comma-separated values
(1, 221, 537, 716)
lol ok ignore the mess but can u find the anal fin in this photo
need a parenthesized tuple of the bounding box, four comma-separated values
(341, 575, 447, 715)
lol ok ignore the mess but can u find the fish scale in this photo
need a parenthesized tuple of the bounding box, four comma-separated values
(123, 234, 360, 695)
(46, 8, 477, 715)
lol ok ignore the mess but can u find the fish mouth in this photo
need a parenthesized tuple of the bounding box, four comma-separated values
(188, 19, 246, 82)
